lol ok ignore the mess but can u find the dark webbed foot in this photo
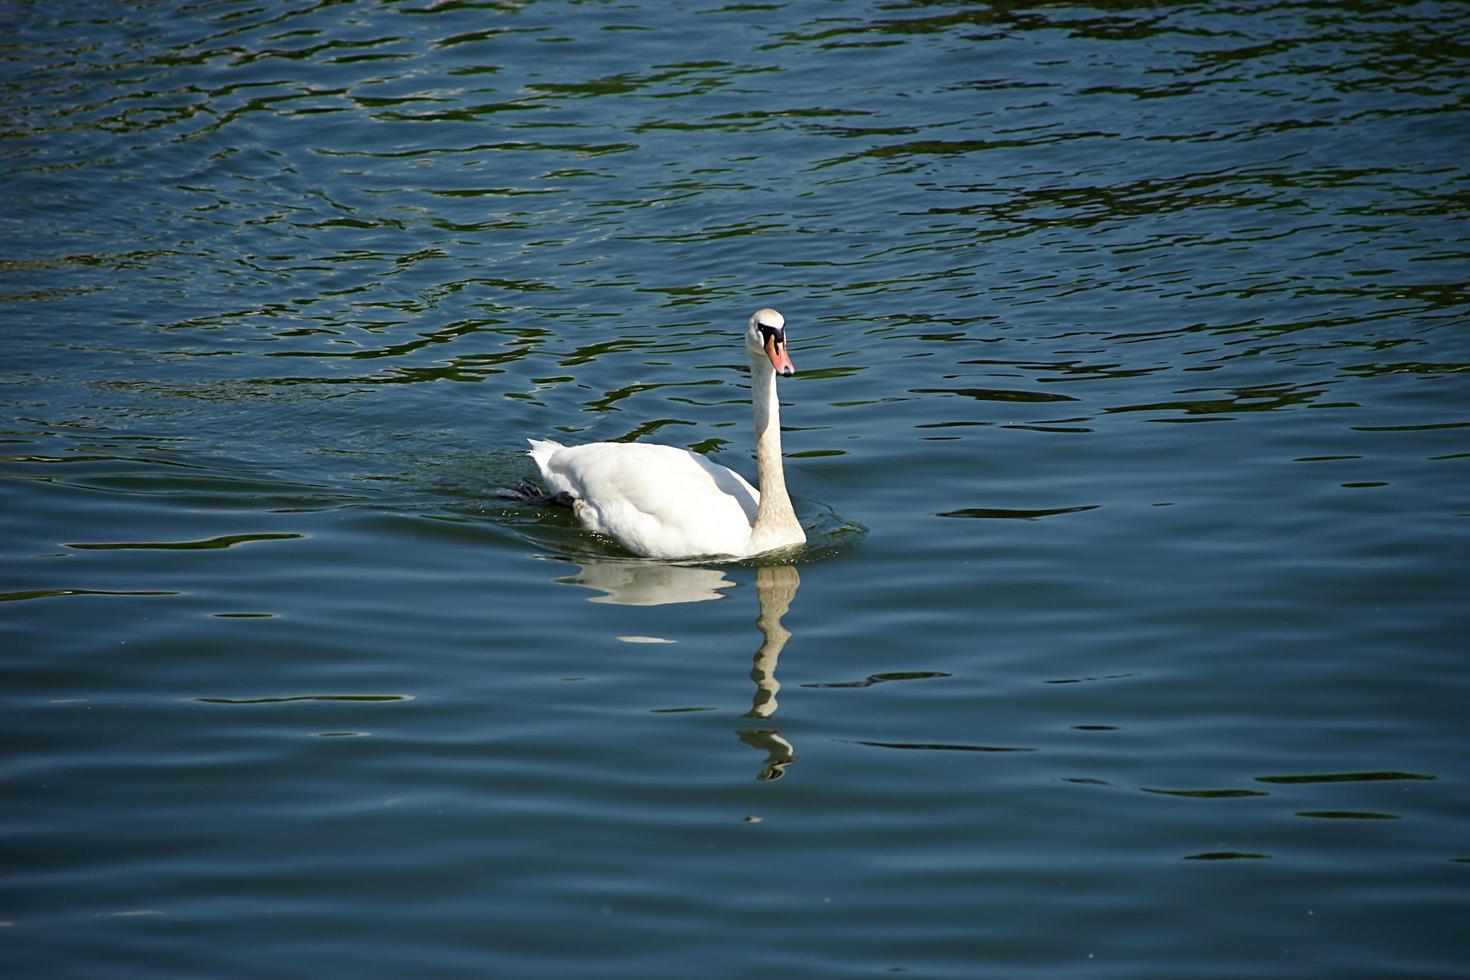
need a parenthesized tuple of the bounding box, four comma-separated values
(496, 477, 575, 508)
(494, 477, 540, 502)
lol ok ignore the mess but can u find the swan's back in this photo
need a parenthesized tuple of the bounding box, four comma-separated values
(529, 439, 761, 559)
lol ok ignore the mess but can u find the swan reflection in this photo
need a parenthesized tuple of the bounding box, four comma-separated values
(740, 564, 799, 780)
(552, 559, 736, 606)
(550, 557, 801, 780)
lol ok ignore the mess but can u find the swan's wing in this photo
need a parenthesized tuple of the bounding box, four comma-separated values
(531, 441, 758, 558)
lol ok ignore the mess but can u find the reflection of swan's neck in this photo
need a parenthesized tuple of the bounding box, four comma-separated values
(743, 564, 800, 780)
(747, 565, 799, 720)
(750, 356, 800, 549)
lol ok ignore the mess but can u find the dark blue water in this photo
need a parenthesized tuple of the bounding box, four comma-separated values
(3, 1, 1468, 976)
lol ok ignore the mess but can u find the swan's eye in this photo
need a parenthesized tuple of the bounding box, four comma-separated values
(758, 324, 785, 349)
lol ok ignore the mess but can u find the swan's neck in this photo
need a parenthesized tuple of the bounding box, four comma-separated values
(750, 357, 803, 551)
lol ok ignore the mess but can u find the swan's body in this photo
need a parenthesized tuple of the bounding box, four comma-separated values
(521, 309, 806, 560)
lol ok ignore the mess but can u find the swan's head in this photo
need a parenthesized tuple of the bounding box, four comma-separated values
(746, 308, 794, 377)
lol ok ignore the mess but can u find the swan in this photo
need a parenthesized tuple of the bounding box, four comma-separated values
(505, 308, 807, 560)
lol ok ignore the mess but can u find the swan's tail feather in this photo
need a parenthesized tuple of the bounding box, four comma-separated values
(527, 438, 563, 469)
(526, 437, 570, 499)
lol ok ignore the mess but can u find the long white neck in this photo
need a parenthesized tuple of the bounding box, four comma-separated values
(749, 355, 804, 552)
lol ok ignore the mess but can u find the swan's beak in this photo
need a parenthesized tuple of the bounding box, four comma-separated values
(765, 332, 795, 377)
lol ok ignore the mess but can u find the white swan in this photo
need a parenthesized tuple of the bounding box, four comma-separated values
(513, 308, 807, 560)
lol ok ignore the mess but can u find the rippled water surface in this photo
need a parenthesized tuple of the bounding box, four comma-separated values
(4, 1, 1468, 976)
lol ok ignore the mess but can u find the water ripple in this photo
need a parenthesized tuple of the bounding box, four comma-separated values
(3, 0, 1467, 976)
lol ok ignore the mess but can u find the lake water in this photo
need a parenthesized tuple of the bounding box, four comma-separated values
(3, 1, 1467, 976)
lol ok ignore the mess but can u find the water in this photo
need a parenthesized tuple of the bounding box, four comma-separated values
(3, 1, 1468, 976)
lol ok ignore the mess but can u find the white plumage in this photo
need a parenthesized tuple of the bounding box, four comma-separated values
(529, 439, 759, 559)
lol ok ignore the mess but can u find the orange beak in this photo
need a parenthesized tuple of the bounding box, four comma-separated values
(765, 332, 795, 376)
